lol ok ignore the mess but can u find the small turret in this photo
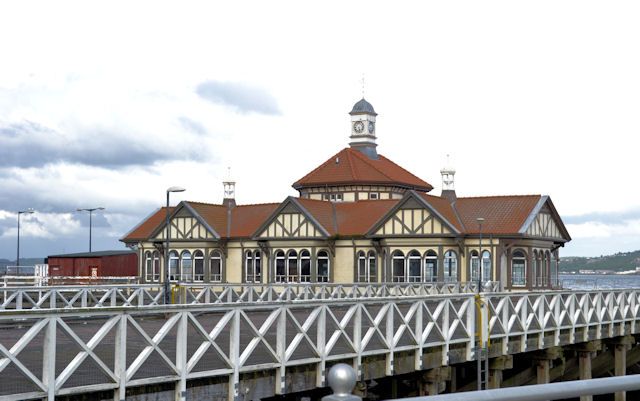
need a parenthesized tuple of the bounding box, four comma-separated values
(222, 167, 236, 208)
(349, 98, 378, 159)
(440, 154, 457, 202)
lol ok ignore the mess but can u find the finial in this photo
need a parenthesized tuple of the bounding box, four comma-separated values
(361, 73, 365, 98)
(321, 364, 361, 401)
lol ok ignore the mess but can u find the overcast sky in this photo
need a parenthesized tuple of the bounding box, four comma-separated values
(0, 1, 639, 260)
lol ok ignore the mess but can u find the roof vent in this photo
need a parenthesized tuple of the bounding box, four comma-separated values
(335, 157, 340, 164)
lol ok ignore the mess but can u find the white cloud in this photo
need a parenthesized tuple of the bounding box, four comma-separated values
(1, 0, 640, 258)
(1, 212, 80, 239)
(567, 220, 640, 239)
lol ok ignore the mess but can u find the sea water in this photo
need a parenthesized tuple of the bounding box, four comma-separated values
(560, 274, 640, 290)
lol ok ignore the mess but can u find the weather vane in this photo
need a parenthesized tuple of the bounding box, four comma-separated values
(361, 73, 365, 98)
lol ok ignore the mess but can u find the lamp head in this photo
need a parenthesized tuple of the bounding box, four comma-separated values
(166, 186, 186, 193)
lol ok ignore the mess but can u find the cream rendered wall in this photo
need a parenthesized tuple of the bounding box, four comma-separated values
(333, 242, 355, 283)
(225, 246, 243, 283)
(310, 194, 322, 200)
(343, 192, 356, 202)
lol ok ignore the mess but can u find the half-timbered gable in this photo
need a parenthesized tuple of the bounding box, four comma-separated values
(520, 196, 571, 241)
(368, 191, 460, 237)
(152, 203, 219, 241)
(253, 198, 330, 239)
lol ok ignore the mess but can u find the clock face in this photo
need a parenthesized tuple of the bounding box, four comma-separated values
(368, 121, 375, 134)
(353, 121, 365, 134)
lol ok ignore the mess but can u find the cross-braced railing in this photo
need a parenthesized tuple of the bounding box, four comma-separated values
(1, 289, 640, 401)
(0, 282, 501, 310)
(0, 294, 475, 401)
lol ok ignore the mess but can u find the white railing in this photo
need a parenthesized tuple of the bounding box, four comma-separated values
(1, 275, 140, 287)
(0, 294, 476, 401)
(0, 282, 501, 311)
(0, 288, 639, 400)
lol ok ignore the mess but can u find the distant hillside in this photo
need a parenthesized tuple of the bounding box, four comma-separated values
(560, 250, 640, 272)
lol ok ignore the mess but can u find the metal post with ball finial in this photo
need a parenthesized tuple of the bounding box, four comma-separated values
(322, 364, 361, 401)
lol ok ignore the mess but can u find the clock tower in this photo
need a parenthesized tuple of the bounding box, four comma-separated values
(349, 98, 378, 159)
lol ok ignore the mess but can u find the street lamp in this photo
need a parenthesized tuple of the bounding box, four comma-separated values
(476, 216, 485, 391)
(16, 209, 35, 269)
(77, 207, 105, 252)
(477, 217, 485, 293)
(164, 186, 185, 304)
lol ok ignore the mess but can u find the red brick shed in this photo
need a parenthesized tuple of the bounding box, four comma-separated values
(46, 250, 137, 277)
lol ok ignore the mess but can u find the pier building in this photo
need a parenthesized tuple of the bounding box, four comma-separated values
(121, 98, 571, 290)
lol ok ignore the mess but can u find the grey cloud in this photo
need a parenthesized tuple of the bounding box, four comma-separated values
(0, 120, 207, 169)
(564, 209, 640, 225)
(196, 81, 281, 115)
(178, 117, 207, 136)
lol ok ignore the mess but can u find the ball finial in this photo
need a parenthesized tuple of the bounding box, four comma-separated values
(327, 363, 357, 396)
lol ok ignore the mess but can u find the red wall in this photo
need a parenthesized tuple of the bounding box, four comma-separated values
(47, 254, 137, 277)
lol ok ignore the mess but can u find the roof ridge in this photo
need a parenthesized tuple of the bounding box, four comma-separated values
(458, 194, 542, 200)
(347, 148, 397, 182)
(449, 200, 466, 231)
(345, 148, 359, 180)
(293, 148, 348, 186)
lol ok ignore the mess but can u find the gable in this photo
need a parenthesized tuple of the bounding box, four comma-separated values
(256, 212, 325, 238)
(152, 203, 218, 241)
(154, 215, 217, 240)
(525, 212, 563, 240)
(253, 198, 329, 239)
(373, 208, 453, 236)
(520, 197, 571, 241)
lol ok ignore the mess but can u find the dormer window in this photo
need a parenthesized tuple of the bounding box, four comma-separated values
(323, 193, 343, 202)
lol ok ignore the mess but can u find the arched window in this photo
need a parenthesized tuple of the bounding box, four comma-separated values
(512, 250, 526, 286)
(287, 250, 298, 282)
(300, 250, 311, 282)
(245, 250, 254, 283)
(193, 250, 204, 281)
(169, 251, 179, 281)
(532, 250, 538, 287)
(144, 251, 152, 282)
(357, 251, 367, 283)
(444, 250, 458, 282)
(275, 250, 286, 283)
(210, 251, 222, 282)
(367, 251, 377, 283)
(424, 250, 437, 283)
(392, 251, 405, 282)
(317, 250, 330, 282)
(180, 251, 192, 282)
(481, 250, 492, 282)
(470, 250, 480, 282)
(550, 251, 558, 287)
(254, 251, 262, 283)
(152, 251, 160, 282)
(408, 250, 421, 282)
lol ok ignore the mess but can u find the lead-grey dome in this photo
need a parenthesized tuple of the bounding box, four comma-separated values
(349, 98, 377, 116)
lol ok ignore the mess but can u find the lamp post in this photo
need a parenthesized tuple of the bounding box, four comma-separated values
(164, 186, 185, 304)
(16, 209, 35, 270)
(77, 207, 105, 252)
(476, 217, 485, 390)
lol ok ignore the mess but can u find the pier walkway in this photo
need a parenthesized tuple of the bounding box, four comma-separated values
(0, 283, 637, 401)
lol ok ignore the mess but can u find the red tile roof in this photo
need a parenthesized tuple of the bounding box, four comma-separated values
(293, 148, 433, 192)
(122, 194, 557, 242)
(419, 193, 464, 232)
(121, 207, 174, 241)
(453, 195, 542, 234)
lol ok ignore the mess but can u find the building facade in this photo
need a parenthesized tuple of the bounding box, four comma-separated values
(121, 98, 571, 290)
